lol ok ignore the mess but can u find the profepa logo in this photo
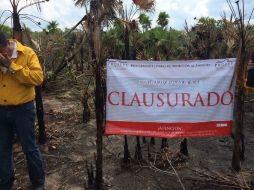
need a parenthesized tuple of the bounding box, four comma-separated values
(108, 61, 128, 70)
(215, 59, 234, 68)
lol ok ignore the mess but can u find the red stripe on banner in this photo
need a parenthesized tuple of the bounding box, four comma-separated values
(105, 120, 232, 138)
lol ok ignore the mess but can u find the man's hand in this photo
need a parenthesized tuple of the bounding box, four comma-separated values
(0, 52, 11, 68)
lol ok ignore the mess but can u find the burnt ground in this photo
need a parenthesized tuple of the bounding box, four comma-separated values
(11, 82, 254, 190)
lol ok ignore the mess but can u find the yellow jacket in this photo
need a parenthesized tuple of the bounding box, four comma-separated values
(0, 40, 43, 105)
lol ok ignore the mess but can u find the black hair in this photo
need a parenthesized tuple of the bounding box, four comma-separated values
(0, 31, 8, 48)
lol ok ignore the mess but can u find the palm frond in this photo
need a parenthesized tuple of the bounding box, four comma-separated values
(117, 18, 137, 31)
(74, 0, 89, 7)
(133, 0, 155, 11)
(99, 0, 124, 28)
(101, 0, 123, 20)
(18, 0, 48, 13)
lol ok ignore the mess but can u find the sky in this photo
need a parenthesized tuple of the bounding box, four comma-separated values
(0, 0, 253, 31)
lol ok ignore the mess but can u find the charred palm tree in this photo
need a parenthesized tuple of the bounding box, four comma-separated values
(7, 0, 49, 41)
(226, 0, 254, 171)
(74, 0, 124, 188)
(74, 0, 154, 187)
(88, 1, 104, 188)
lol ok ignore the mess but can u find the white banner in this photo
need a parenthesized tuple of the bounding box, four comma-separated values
(106, 59, 236, 138)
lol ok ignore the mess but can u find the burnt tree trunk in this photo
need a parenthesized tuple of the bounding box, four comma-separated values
(123, 26, 131, 164)
(150, 137, 155, 145)
(82, 93, 91, 124)
(232, 85, 245, 172)
(12, 7, 46, 143)
(123, 136, 131, 164)
(12, 10, 22, 42)
(95, 59, 104, 189)
(135, 137, 142, 161)
(180, 138, 188, 156)
(80, 40, 84, 73)
(89, 1, 104, 189)
(124, 27, 130, 60)
(35, 86, 46, 144)
(232, 40, 248, 172)
(160, 138, 168, 149)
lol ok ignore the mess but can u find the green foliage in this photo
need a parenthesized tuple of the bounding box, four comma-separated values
(197, 17, 217, 26)
(139, 13, 151, 32)
(0, 25, 12, 37)
(103, 22, 125, 59)
(45, 20, 61, 34)
(190, 16, 231, 59)
(131, 26, 184, 60)
(157, 11, 169, 29)
(101, 15, 245, 61)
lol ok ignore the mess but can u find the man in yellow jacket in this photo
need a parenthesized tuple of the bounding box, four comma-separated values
(0, 32, 44, 190)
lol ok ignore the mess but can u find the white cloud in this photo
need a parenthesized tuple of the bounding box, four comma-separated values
(0, 0, 253, 31)
(0, 0, 85, 31)
(154, 0, 210, 28)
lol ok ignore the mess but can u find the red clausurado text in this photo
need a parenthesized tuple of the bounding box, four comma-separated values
(107, 91, 234, 107)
